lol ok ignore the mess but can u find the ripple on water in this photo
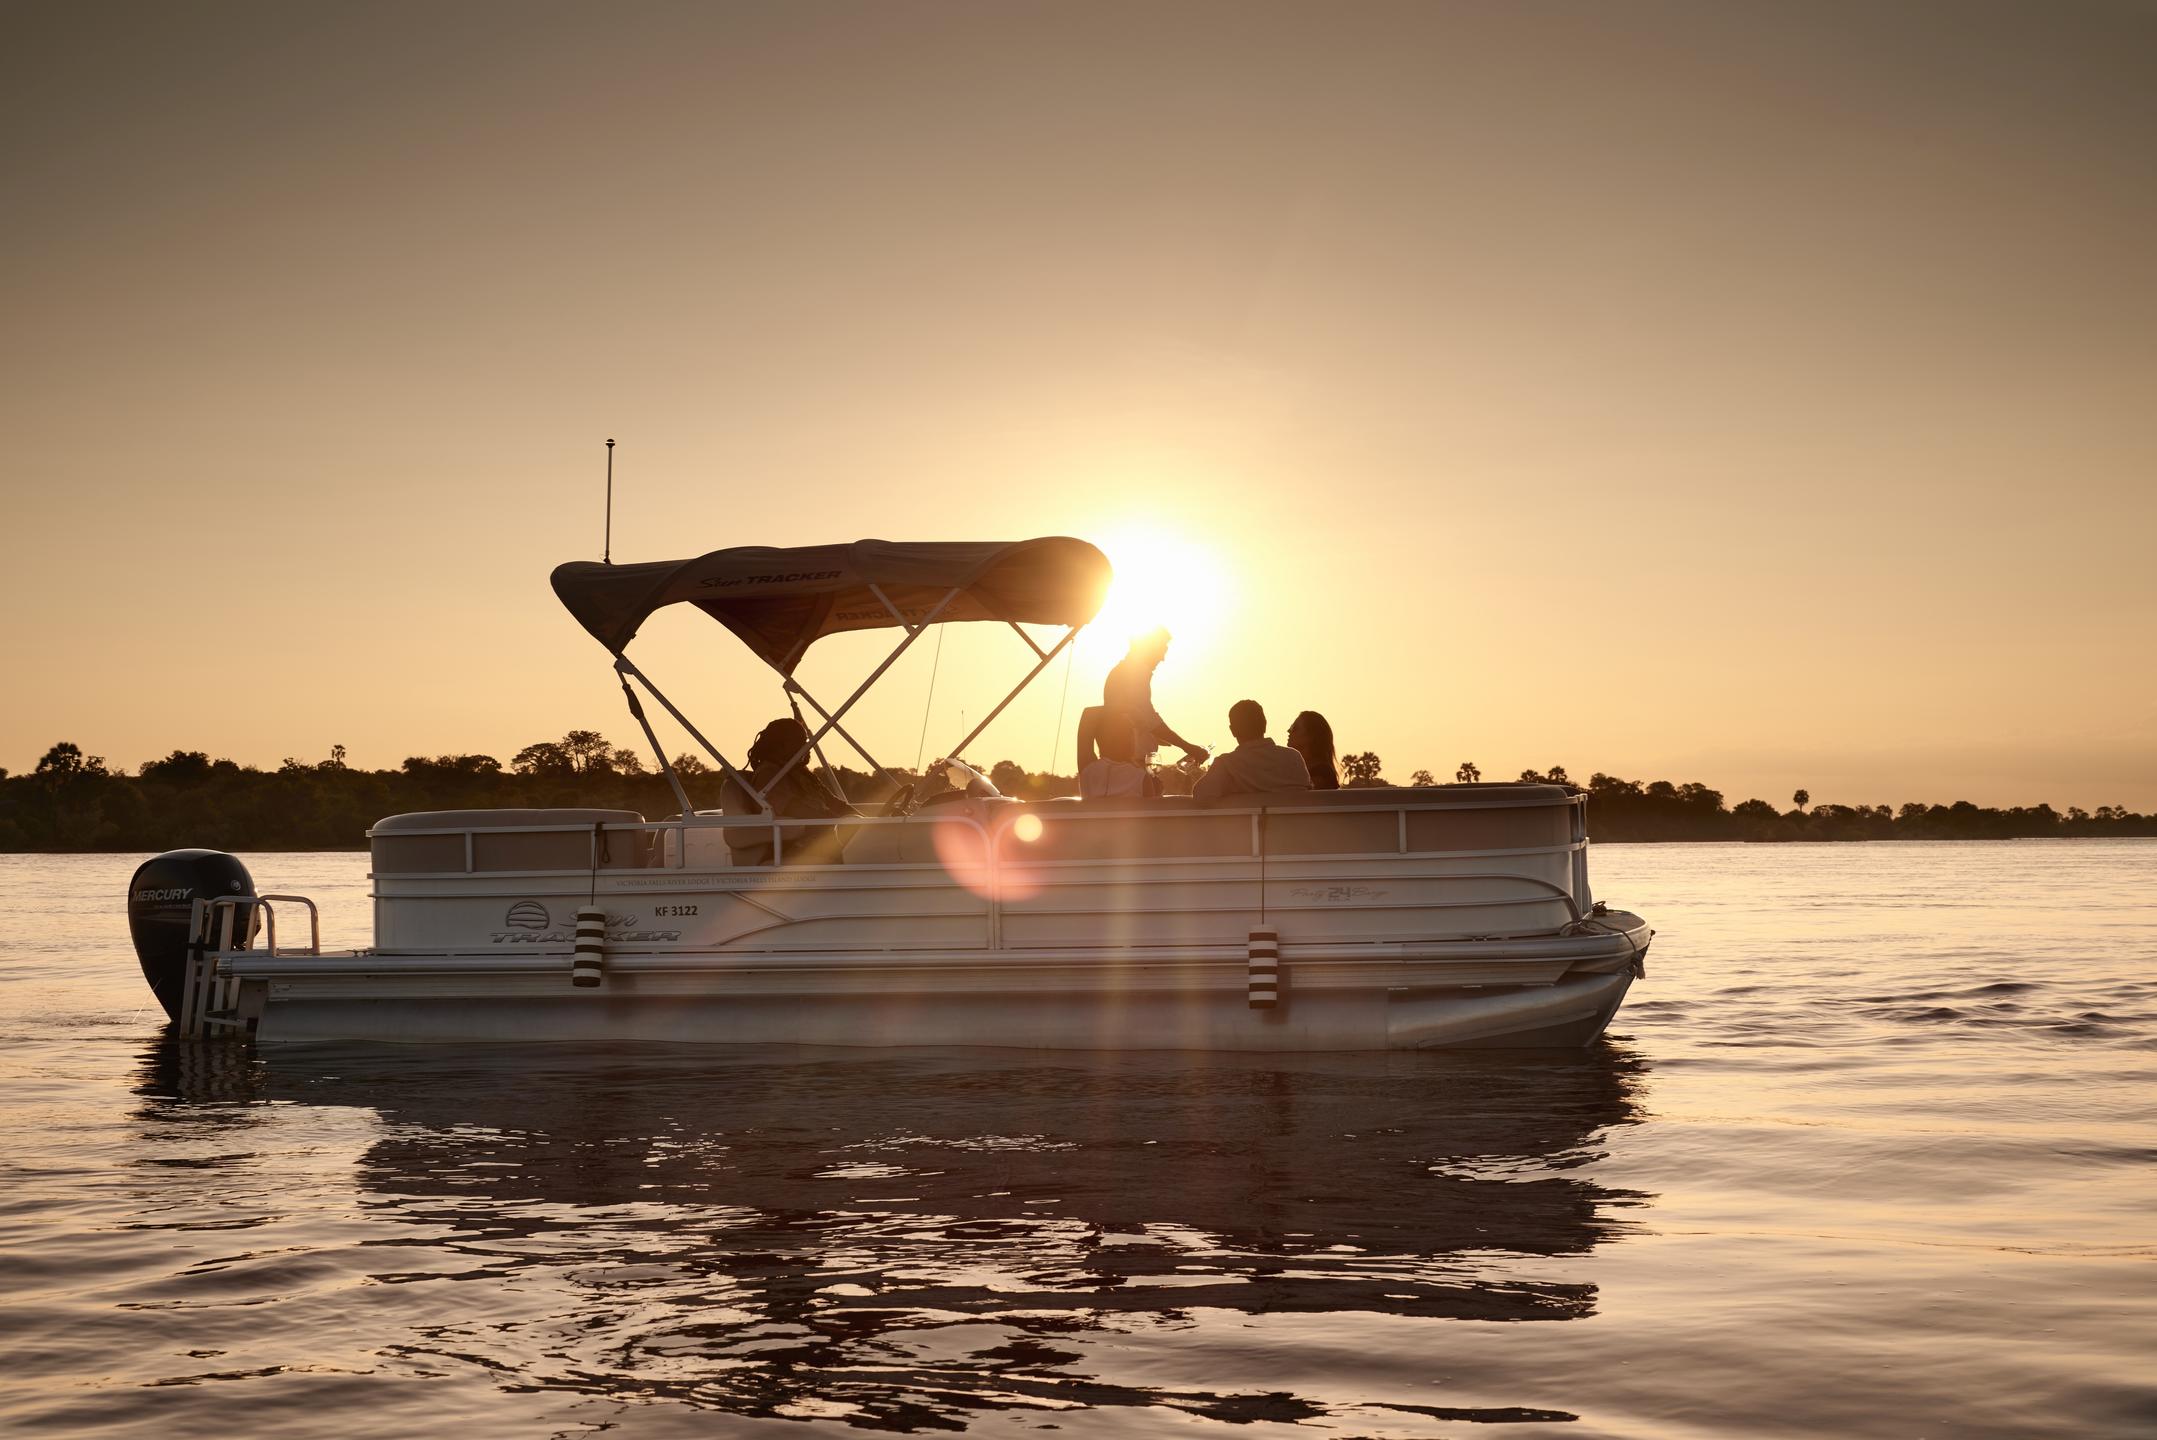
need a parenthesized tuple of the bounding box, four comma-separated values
(0, 843, 2153, 1438)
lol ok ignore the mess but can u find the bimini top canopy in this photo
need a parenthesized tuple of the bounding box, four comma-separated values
(551, 537, 1111, 674)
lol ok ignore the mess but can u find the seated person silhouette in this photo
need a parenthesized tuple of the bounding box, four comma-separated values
(1079, 707, 1157, 801)
(1288, 710, 1341, 790)
(719, 717, 859, 865)
(1193, 700, 1312, 805)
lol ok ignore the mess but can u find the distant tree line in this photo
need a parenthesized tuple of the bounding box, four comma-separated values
(1, 737, 2151, 852)
(1507, 765, 2155, 842)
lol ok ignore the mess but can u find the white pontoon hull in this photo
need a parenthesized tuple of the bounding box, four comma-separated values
(226, 931, 1643, 1050)
(201, 787, 1649, 1051)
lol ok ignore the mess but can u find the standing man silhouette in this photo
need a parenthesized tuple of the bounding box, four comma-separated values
(1103, 627, 1208, 770)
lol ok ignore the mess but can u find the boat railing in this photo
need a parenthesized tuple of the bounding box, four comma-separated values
(368, 793, 1593, 943)
(370, 792, 1588, 874)
(203, 893, 322, 958)
(984, 795, 1588, 862)
(657, 811, 999, 870)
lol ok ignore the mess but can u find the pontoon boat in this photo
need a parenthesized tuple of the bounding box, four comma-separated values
(126, 538, 1649, 1049)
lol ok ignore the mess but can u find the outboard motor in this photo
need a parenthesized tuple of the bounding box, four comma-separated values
(127, 850, 254, 1022)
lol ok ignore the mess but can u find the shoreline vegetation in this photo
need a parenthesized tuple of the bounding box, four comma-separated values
(4, 736, 2152, 853)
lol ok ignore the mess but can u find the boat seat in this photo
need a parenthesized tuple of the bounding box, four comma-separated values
(836, 795, 1020, 865)
(837, 815, 988, 866)
(370, 809, 651, 874)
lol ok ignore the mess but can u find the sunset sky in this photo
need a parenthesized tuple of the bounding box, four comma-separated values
(4, 1, 2152, 809)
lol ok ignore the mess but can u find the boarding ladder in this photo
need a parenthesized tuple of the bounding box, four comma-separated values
(175, 894, 321, 1040)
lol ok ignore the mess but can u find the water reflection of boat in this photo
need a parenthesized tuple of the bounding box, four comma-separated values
(129, 538, 1651, 1050)
(137, 1039, 1651, 1430)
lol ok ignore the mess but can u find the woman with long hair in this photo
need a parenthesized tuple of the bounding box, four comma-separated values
(719, 717, 858, 864)
(1287, 711, 1340, 790)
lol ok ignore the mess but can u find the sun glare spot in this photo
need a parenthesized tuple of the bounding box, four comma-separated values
(1012, 812, 1045, 844)
(1089, 531, 1232, 653)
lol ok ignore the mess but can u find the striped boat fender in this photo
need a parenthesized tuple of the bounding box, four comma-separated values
(572, 905, 606, 988)
(1248, 925, 1279, 1009)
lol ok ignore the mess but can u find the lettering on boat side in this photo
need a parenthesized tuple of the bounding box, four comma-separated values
(490, 905, 682, 944)
(505, 904, 645, 929)
(696, 569, 841, 589)
(134, 886, 195, 902)
(833, 604, 935, 623)
(1287, 885, 1389, 903)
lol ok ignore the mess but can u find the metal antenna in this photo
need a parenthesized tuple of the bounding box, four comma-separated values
(603, 438, 616, 564)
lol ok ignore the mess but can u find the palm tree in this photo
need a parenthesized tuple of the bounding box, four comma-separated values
(1793, 789, 1810, 812)
(1455, 761, 1481, 783)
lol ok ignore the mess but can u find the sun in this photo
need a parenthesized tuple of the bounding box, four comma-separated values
(1086, 530, 1232, 655)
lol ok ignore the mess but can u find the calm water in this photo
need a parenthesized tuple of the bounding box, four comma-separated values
(2, 843, 2153, 1438)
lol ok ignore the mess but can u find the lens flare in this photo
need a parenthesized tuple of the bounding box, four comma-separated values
(928, 811, 1044, 902)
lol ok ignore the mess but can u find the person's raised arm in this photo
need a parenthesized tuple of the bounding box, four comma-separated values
(1146, 706, 1207, 764)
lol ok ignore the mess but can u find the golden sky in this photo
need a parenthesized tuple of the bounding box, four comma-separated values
(3, 1, 2153, 809)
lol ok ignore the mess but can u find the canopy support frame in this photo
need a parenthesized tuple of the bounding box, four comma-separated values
(940, 622, 1084, 767)
(784, 680, 905, 795)
(613, 655, 762, 813)
(783, 690, 843, 785)
(866, 583, 926, 633)
(749, 585, 964, 805)
(616, 664, 695, 819)
(1007, 620, 1049, 660)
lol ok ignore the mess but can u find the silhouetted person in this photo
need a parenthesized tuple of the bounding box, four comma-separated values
(719, 717, 857, 864)
(1104, 628, 1207, 769)
(1288, 711, 1340, 790)
(1080, 708, 1157, 801)
(1194, 700, 1311, 805)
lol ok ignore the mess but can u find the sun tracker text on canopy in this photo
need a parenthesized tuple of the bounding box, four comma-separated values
(550, 538, 1112, 673)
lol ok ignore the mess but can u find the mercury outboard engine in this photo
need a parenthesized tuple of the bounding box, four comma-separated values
(126, 850, 255, 1022)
